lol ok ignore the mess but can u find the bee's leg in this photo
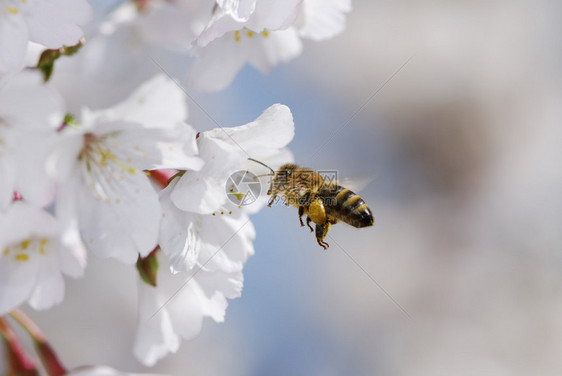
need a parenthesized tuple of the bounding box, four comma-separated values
(314, 222, 331, 250)
(267, 194, 277, 207)
(306, 216, 314, 232)
(298, 206, 305, 227)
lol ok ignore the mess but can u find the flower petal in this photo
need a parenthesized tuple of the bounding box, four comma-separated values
(134, 278, 180, 367)
(90, 75, 189, 129)
(170, 136, 241, 214)
(159, 183, 201, 272)
(73, 169, 161, 264)
(28, 252, 65, 310)
(26, 0, 92, 48)
(207, 103, 295, 152)
(217, 0, 256, 22)
(0, 13, 28, 73)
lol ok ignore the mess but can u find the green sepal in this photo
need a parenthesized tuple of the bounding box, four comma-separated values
(37, 40, 83, 82)
(136, 248, 160, 287)
(63, 113, 78, 126)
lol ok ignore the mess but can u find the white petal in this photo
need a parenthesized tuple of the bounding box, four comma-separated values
(134, 278, 180, 367)
(195, 9, 244, 48)
(299, 0, 351, 41)
(166, 282, 206, 339)
(188, 34, 249, 92)
(28, 253, 65, 310)
(0, 201, 58, 245)
(0, 202, 59, 314)
(245, 0, 303, 31)
(190, 25, 302, 92)
(248, 27, 302, 73)
(59, 220, 87, 278)
(0, 13, 28, 73)
(196, 269, 244, 300)
(217, 0, 256, 22)
(0, 71, 64, 130)
(91, 75, 189, 129)
(0, 251, 40, 314)
(0, 152, 17, 211)
(208, 103, 295, 153)
(74, 169, 161, 264)
(14, 132, 59, 207)
(170, 136, 242, 213)
(26, 0, 92, 48)
(196, 0, 302, 47)
(112, 122, 203, 171)
(159, 183, 201, 272)
(55, 174, 89, 277)
(197, 214, 255, 268)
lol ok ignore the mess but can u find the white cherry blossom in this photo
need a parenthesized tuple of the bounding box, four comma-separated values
(196, 0, 303, 47)
(188, 27, 302, 92)
(50, 0, 209, 111)
(0, 0, 92, 74)
(52, 75, 202, 264)
(169, 103, 295, 217)
(189, 0, 351, 91)
(0, 201, 86, 314)
(133, 104, 294, 365)
(134, 215, 255, 366)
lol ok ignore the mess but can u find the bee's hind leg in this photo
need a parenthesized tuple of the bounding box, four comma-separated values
(306, 216, 314, 232)
(298, 206, 305, 227)
(314, 223, 331, 250)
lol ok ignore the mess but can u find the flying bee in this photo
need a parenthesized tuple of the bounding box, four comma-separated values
(249, 159, 374, 249)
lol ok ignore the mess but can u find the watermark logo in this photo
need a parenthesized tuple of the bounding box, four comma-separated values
(225, 170, 261, 206)
(225, 168, 341, 207)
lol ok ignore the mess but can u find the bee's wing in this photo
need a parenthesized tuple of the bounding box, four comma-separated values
(337, 175, 376, 193)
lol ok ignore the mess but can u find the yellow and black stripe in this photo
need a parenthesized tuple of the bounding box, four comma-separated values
(321, 185, 374, 228)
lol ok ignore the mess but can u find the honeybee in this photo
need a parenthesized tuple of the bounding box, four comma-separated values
(249, 159, 374, 249)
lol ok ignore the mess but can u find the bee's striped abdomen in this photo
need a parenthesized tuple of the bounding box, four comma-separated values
(321, 185, 374, 228)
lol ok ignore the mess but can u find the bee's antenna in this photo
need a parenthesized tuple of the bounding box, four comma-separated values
(248, 158, 275, 175)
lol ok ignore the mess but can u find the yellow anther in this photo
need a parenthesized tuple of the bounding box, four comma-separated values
(144, 171, 151, 176)
(3, 247, 9, 255)
(39, 239, 48, 255)
(99, 149, 112, 166)
(20, 239, 31, 250)
(128, 167, 136, 174)
(6, 7, 18, 14)
(234, 30, 241, 42)
(262, 30, 269, 37)
(15, 254, 29, 262)
(246, 30, 254, 38)
(21, 0, 27, 3)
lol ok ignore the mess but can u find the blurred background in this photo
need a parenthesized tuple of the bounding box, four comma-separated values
(17, 0, 562, 375)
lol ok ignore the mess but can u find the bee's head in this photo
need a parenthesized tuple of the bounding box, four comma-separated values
(268, 163, 297, 195)
(275, 163, 299, 184)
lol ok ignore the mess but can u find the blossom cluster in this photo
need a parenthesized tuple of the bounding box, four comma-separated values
(0, 0, 351, 371)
